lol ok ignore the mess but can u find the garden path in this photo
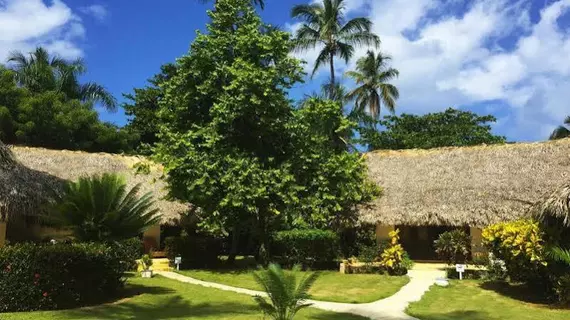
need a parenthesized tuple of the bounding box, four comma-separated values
(156, 269, 445, 320)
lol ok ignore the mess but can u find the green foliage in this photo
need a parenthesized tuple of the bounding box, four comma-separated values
(289, 98, 381, 229)
(291, 0, 379, 86)
(7, 47, 116, 111)
(253, 263, 318, 320)
(111, 238, 144, 271)
(550, 116, 570, 140)
(0, 242, 129, 312)
(163, 235, 221, 269)
(140, 254, 153, 271)
(434, 229, 471, 265)
(272, 229, 339, 268)
(379, 229, 408, 275)
(0, 65, 135, 153)
(346, 50, 399, 122)
(362, 108, 507, 150)
(51, 173, 160, 242)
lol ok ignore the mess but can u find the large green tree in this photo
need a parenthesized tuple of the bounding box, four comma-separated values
(123, 64, 176, 154)
(154, 0, 304, 261)
(362, 108, 506, 150)
(550, 116, 570, 140)
(346, 50, 399, 124)
(291, 0, 379, 88)
(7, 47, 117, 111)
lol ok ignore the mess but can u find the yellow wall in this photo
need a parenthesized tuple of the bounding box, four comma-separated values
(0, 222, 6, 247)
(376, 225, 394, 243)
(470, 227, 486, 258)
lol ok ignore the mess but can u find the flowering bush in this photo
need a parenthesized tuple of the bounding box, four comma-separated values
(0, 242, 129, 312)
(379, 229, 409, 275)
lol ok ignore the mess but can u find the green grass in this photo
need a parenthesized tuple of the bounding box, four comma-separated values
(178, 269, 409, 303)
(0, 275, 367, 320)
(406, 280, 570, 320)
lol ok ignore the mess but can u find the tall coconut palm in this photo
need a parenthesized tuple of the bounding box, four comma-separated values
(550, 116, 570, 140)
(345, 50, 399, 123)
(7, 47, 117, 111)
(291, 0, 379, 90)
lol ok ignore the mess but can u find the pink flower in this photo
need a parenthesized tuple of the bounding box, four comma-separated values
(34, 273, 40, 279)
(42, 292, 48, 297)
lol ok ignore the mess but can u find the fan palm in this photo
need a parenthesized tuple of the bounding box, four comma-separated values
(253, 264, 318, 320)
(550, 116, 570, 140)
(345, 50, 399, 123)
(51, 173, 160, 242)
(549, 247, 570, 265)
(291, 0, 379, 89)
(7, 47, 117, 111)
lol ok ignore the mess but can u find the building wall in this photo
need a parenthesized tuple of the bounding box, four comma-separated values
(470, 227, 486, 258)
(375, 225, 394, 243)
(143, 224, 161, 252)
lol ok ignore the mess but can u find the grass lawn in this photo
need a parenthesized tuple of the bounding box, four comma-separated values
(0, 275, 367, 320)
(178, 269, 409, 303)
(406, 280, 570, 320)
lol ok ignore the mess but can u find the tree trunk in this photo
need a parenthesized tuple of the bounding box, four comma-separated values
(256, 211, 270, 266)
(227, 224, 240, 265)
(329, 54, 335, 94)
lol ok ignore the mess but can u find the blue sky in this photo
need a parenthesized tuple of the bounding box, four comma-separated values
(2, 0, 570, 142)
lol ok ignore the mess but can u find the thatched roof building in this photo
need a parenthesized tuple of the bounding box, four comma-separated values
(360, 139, 570, 227)
(2, 146, 187, 223)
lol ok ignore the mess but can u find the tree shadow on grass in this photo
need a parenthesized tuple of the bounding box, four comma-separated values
(479, 281, 551, 305)
(411, 310, 491, 320)
(63, 295, 258, 320)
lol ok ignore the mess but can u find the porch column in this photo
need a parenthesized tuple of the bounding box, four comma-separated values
(470, 227, 486, 258)
(143, 224, 161, 251)
(376, 224, 394, 243)
(0, 221, 6, 247)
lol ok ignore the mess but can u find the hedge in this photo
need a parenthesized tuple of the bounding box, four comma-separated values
(0, 242, 131, 312)
(271, 229, 339, 268)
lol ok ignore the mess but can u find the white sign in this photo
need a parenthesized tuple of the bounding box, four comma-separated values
(175, 256, 182, 270)
(455, 264, 466, 280)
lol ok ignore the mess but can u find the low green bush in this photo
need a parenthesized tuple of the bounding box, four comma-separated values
(164, 235, 221, 269)
(110, 238, 144, 271)
(0, 242, 129, 312)
(271, 229, 339, 269)
(434, 229, 471, 265)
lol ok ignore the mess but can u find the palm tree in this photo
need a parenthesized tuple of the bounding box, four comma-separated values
(550, 116, 570, 140)
(550, 247, 570, 265)
(291, 0, 380, 90)
(7, 47, 117, 111)
(253, 264, 318, 320)
(345, 50, 399, 123)
(51, 173, 160, 242)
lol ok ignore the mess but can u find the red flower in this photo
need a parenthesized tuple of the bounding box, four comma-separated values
(4, 265, 10, 272)
(42, 292, 48, 297)
(34, 273, 40, 279)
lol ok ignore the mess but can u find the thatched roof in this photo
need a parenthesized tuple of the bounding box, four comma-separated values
(531, 183, 570, 227)
(360, 139, 570, 227)
(3, 146, 187, 223)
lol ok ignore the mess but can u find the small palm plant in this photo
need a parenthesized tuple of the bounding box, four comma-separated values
(52, 173, 160, 242)
(253, 264, 318, 320)
(550, 247, 570, 265)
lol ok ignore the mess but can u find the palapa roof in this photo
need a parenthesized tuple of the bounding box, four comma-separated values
(1, 145, 187, 223)
(360, 138, 570, 227)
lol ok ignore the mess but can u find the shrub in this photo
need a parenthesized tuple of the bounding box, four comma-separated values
(0, 242, 128, 312)
(164, 235, 221, 269)
(379, 229, 409, 275)
(51, 173, 161, 242)
(110, 238, 144, 271)
(271, 229, 339, 269)
(482, 219, 548, 284)
(434, 229, 471, 265)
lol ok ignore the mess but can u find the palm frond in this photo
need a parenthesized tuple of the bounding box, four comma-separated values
(549, 247, 570, 266)
(339, 17, 373, 35)
(550, 125, 570, 140)
(311, 47, 332, 78)
(341, 32, 380, 48)
(79, 82, 118, 111)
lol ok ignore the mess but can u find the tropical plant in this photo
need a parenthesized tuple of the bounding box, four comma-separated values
(434, 229, 471, 265)
(253, 264, 318, 320)
(291, 0, 380, 89)
(198, 0, 265, 9)
(140, 254, 153, 271)
(549, 247, 570, 265)
(550, 116, 570, 140)
(346, 50, 399, 124)
(51, 173, 160, 242)
(7, 47, 116, 111)
(379, 229, 408, 275)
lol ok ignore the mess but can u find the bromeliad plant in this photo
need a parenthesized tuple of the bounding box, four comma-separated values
(51, 173, 161, 242)
(253, 264, 318, 320)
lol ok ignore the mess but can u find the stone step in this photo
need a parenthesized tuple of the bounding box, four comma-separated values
(136, 258, 172, 272)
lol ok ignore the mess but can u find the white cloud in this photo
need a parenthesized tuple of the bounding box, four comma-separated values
(0, 0, 85, 62)
(80, 4, 107, 22)
(291, 0, 570, 141)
